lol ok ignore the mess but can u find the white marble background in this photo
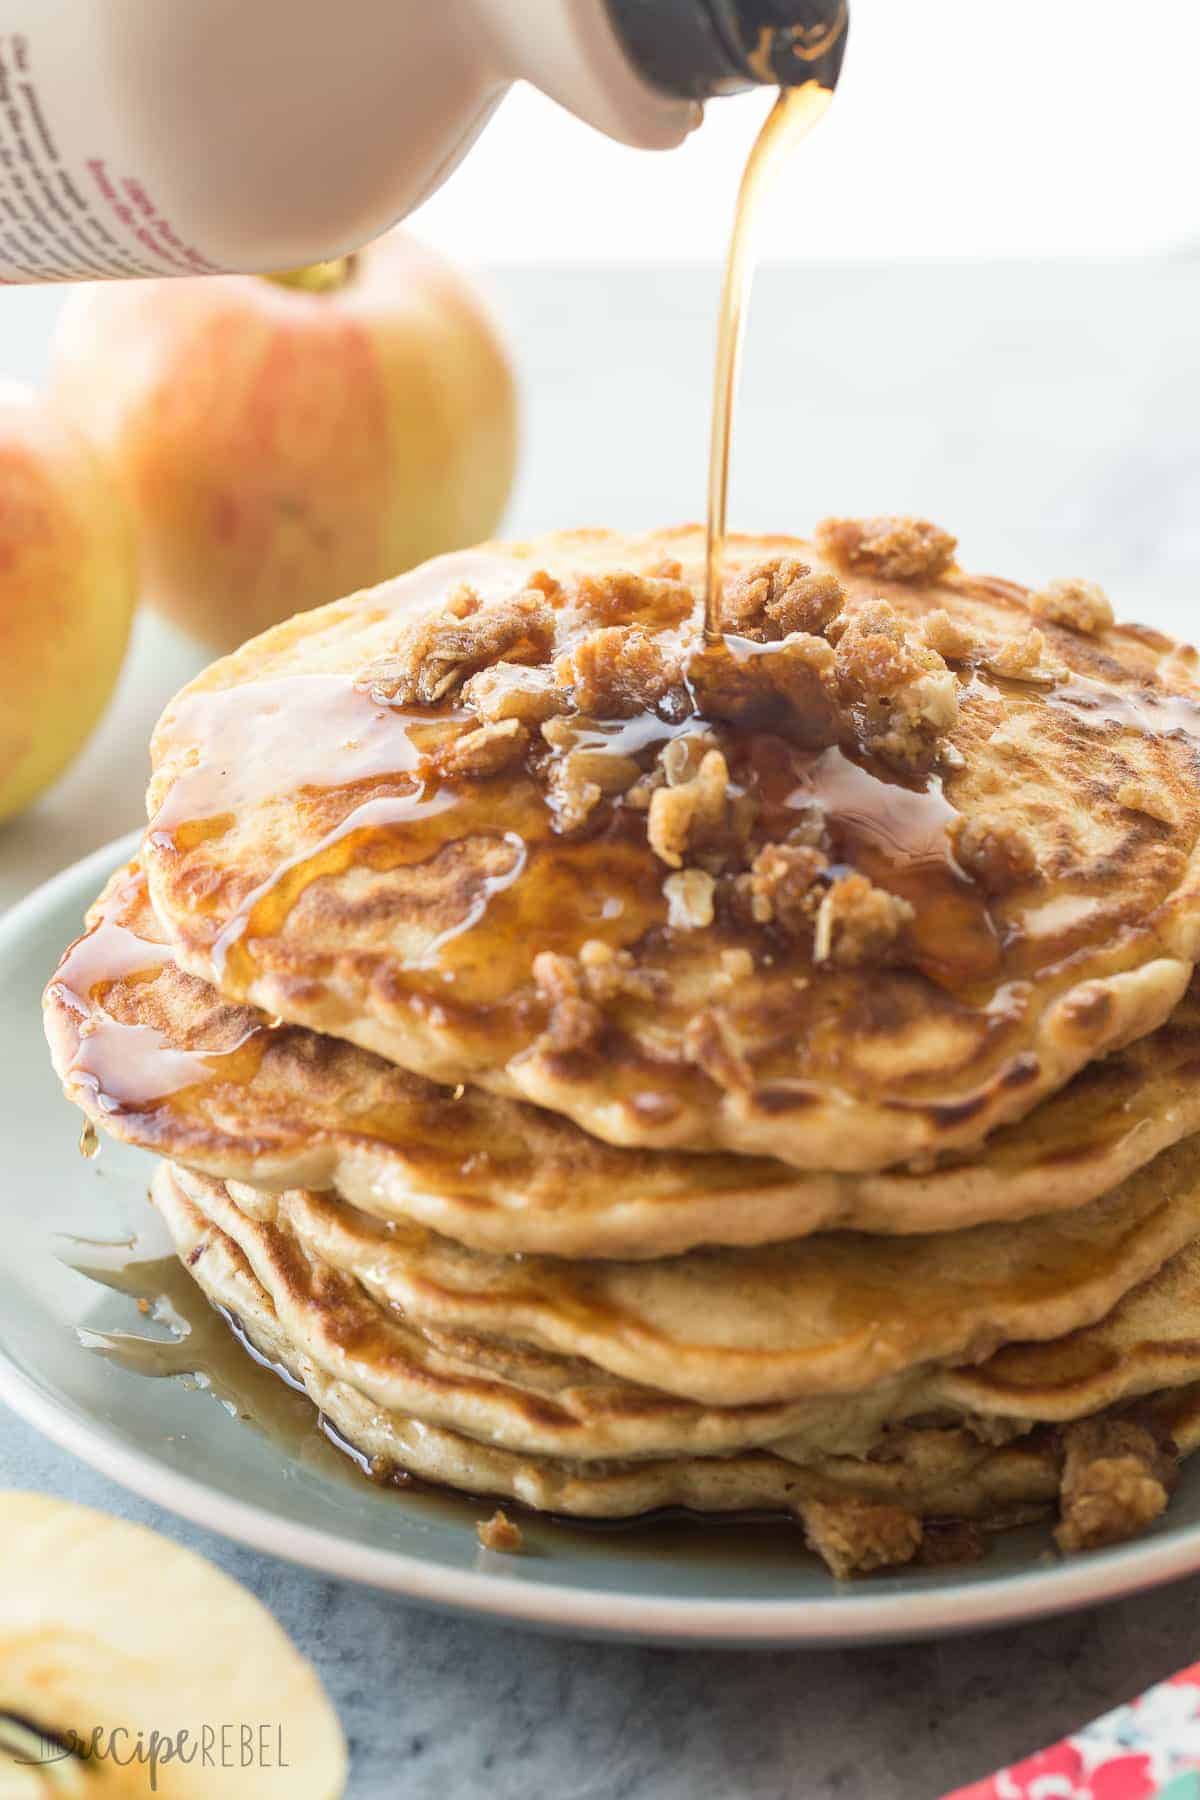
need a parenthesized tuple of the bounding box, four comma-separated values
(3, 259, 1200, 1795)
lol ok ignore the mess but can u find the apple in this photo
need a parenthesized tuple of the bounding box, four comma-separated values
(50, 231, 518, 653)
(0, 383, 137, 825)
(0, 1491, 346, 1796)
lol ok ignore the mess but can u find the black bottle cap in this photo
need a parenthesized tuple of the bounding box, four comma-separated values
(605, 0, 848, 100)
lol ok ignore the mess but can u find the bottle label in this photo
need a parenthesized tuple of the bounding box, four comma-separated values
(0, 30, 224, 282)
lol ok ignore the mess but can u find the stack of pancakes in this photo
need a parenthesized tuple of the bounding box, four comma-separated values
(44, 521, 1200, 1577)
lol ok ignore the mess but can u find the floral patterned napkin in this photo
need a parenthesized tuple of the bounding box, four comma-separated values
(943, 1666, 1200, 1799)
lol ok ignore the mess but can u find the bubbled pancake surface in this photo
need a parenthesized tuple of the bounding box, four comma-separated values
(47, 865, 1200, 1253)
(140, 527, 1200, 1171)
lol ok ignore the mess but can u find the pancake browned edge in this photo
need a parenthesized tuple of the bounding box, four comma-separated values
(141, 520, 1200, 1171)
(154, 1162, 1200, 1579)
(204, 1150, 1200, 1420)
(43, 862, 1200, 1255)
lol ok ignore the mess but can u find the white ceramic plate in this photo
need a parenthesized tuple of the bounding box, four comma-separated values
(6, 832, 1200, 1647)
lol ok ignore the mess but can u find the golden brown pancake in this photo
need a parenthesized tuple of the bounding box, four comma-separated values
(154, 1162, 1200, 1572)
(139, 524, 1200, 1171)
(47, 512, 1200, 1581)
(940, 1239, 1200, 1423)
(164, 1158, 1200, 1442)
(46, 863, 1200, 1254)
(215, 1140, 1200, 1409)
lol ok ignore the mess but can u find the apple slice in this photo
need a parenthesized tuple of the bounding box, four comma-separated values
(0, 1492, 346, 1797)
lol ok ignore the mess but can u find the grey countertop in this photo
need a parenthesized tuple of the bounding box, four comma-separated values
(3, 260, 1200, 1796)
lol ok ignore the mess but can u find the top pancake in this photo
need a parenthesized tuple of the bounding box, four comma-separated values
(141, 522, 1200, 1170)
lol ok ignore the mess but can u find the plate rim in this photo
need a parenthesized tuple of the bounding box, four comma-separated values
(8, 831, 1200, 1647)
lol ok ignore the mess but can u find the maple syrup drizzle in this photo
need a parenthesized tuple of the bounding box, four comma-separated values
(143, 657, 994, 1038)
(705, 80, 835, 636)
(799, 748, 957, 865)
(747, 735, 999, 988)
(51, 873, 270, 1116)
(1050, 675, 1200, 744)
(68, 1018, 263, 1114)
(149, 665, 673, 1014)
(210, 785, 460, 983)
(149, 674, 436, 837)
(53, 877, 471, 1156)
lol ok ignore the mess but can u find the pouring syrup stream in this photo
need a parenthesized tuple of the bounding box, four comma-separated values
(705, 79, 836, 637)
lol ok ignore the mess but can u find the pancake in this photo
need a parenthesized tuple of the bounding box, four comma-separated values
(158, 1162, 919, 1463)
(219, 1132, 1200, 1407)
(164, 1158, 1200, 1443)
(47, 863, 1200, 1254)
(140, 523, 1200, 1171)
(153, 1162, 1200, 1572)
(939, 1239, 1200, 1423)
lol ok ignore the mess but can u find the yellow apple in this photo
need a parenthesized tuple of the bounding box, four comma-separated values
(0, 1490, 346, 1796)
(0, 383, 137, 825)
(51, 231, 518, 653)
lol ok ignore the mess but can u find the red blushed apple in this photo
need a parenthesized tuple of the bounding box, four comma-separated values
(0, 383, 137, 824)
(50, 231, 518, 653)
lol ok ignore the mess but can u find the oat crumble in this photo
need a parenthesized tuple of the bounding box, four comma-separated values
(813, 873, 913, 968)
(815, 515, 958, 583)
(799, 1497, 924, 1579)
(647, 748, 731, 870)
(476, 1509, 525, 1553)
(741, 843, 828, 933)
(435, 718, 530, 779)
(362, 587, 555, 706)
(554, 627, 681, 717)
(833, 600, 959, 773)
(1055, 1418, 1177, 1554)
(461, 661, 564, 726)
(982, 627, 1062, 685)
(663, 868, 716, 930)
(682, 1007, 753, 1091)
(721, 557, 844, 642)
(950, 815, 1039, 893)
(1029, 577, 1114, 636)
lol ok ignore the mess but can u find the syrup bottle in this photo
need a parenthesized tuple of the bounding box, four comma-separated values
(0, 1, 846, 284)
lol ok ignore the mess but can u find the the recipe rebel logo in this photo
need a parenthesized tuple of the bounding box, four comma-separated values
(14, 1720, 292, 1790)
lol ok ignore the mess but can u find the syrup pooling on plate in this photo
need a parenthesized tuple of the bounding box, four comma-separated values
(61, 1234, 362, 1480)
(60, 1230, 836, 1559)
